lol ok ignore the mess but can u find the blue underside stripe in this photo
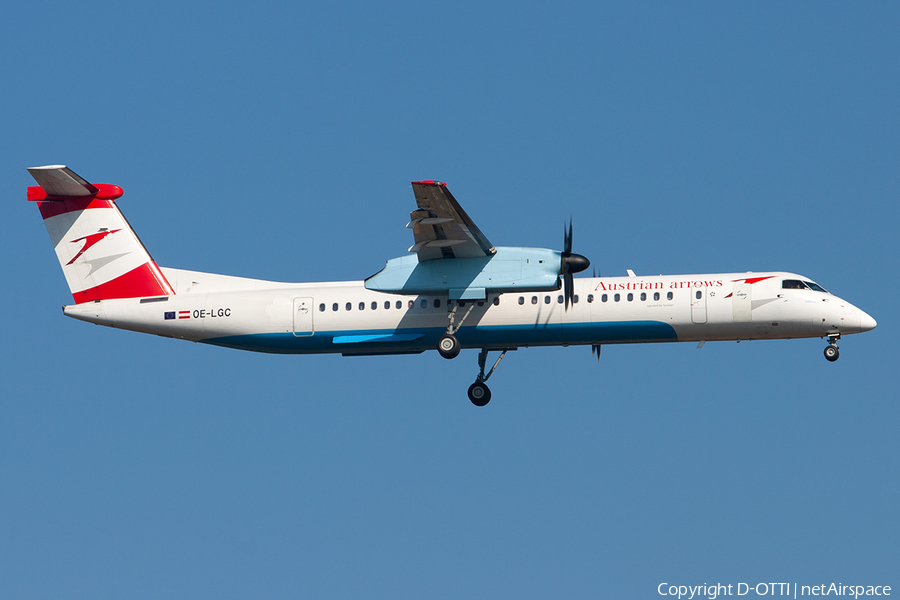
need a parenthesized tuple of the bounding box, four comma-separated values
(201, 321, 678, 354)
(333, 333, 425, 344)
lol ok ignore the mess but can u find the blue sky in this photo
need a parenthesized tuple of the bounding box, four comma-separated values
(2, 2, 897, 598)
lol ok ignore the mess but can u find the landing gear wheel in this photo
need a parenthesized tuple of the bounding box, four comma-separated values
(437, 334, 460, 359)
(824, 345, 840, 362)
(467, 382, 491, 407)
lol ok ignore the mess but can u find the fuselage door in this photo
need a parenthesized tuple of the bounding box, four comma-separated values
(293, 297, 314, 337)
(732, 283, 752, 322)
(691, 285, 708, 324)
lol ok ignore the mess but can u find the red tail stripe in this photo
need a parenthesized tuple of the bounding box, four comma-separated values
(147, 260, 176, 296)
(28, 184, 123, 202)
(73, 262, 174, 304)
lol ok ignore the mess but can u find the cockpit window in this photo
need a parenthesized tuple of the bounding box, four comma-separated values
(782, 279, 808, 289)
(804, 281, 828, 293)
(782, 279, 829, 293)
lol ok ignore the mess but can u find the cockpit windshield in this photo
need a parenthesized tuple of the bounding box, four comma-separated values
(804, 281, 828, 293)
(781, 279, 828, 293)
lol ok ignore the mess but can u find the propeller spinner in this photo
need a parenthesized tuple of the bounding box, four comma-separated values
(560, 219, 590, 309)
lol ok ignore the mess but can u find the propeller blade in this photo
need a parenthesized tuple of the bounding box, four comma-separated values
(559, 218, 590, 311)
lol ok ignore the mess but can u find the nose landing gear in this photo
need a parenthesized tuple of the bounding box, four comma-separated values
(467, 348, 509, 407)
(824, 334, 840, 362)
(467, 381, 491, 406)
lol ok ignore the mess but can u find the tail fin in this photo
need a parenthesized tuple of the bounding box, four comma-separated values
(28, 165, 175, 303)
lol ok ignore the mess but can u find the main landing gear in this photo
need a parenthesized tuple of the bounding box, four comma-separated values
(433, 300, 508, 406)
(467, 348, 508, 407)
(824, 334, 840, 362)
(438, 334, 460, 359)
(437, 300, 478, 359)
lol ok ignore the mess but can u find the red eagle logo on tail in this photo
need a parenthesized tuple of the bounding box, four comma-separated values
(66, 229, 122, 265)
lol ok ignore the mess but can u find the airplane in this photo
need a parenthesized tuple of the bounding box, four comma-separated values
(27, 165, 876, 406)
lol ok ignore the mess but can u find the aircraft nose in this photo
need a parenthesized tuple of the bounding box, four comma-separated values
(859, 310, 877, 332)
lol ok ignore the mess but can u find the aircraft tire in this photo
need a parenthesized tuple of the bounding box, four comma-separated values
(824, 345, 840, 362)
(467, 382, 491, 407)
(438, 334, 460, 359)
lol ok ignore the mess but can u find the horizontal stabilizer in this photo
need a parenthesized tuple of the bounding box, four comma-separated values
(27, 165, 98, 197)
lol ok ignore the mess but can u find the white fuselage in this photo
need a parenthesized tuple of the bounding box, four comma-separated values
(62, 268, 875, 355)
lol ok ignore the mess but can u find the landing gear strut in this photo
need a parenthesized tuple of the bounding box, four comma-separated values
(468, 348, 508, 407)
(437, 301, 477, 359)
(824, 334, 840, 362)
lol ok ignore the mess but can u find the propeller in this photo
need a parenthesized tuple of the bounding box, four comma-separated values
(560, 218, 590, 310)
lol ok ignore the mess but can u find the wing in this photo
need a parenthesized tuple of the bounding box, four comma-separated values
(407, 181, 495, 261)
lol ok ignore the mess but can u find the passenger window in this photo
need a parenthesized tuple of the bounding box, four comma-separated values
(420, 299, 427, 309)
(544, 296, 550, 304)
(574, 295, 579, 303)
(332, 303, 338, 312)
(601, 294, 607, 302)
(614, 293, 620, 302)
(627, 293, 633, 302)
(359, 302, 365, 310)
(345, 302, 352, 311)
(319, 303, 325, 312)
(371, 301, 377, 310)
(477, 300, 485, 307)
(408, 300, 414, 309)
(396, 300, 402, 309)
(640, 292, 646, 301)
(557, 295, 563, 304)
(493, 297, 500, 306)
(518, 297, 524, 305)
(667, 291, 673, 301)
(434, 299, 441, 308)
(654, 292, 660, 301)
(384, 301, 390, 309)
(587, 294, 594, 303)
(531, 296, 538, 305)
(695, 290, 702, 300)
